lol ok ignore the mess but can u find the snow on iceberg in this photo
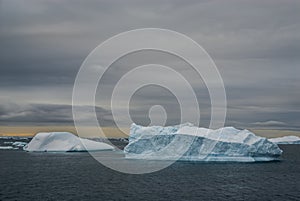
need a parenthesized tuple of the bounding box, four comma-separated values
(124, 124, 283, 162)
(23, 132, 114, 152)
(269, 136, 300, 144)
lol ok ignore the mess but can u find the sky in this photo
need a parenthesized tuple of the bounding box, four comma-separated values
(0, 0, 300, 137)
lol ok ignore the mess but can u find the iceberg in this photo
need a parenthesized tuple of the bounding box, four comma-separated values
(0, 146, 14, 150)
(269, 136, 300, 144)
(12, 141, 28, 147)
(23, 132, 114, 152)
(124, 124, 283, 162)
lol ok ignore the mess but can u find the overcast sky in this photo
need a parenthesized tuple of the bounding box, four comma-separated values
(0, 0, 300, 132)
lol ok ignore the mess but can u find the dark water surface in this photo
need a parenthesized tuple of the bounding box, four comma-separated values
(1, 145, 299, 201)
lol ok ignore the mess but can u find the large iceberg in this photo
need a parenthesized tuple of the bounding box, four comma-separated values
(269, 136, 300, 144)
(23, 132, 114, 152)
(124, 124, 283, 162)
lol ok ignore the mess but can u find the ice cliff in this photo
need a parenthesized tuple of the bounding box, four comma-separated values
(124, 124, 282, 162)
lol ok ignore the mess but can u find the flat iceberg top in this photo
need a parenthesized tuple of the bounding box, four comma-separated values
(269, 136, 300, 144)
(175, 126, 261, 145)
(124, 123, 283, 162)
(129, 123, 193, 140)
(23, 132, 114, 152)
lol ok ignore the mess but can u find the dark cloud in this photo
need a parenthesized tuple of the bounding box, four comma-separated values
(0, 102, 114, 126)
(251, 121, 286, 127)
(0, 103, 73, 125)
(0, 0, 299, 130)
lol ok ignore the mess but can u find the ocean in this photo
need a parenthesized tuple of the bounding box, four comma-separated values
(0, 143, 299, 201)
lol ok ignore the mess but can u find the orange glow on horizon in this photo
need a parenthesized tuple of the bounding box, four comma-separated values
(1, 126, 300, 138)
(0, 126, 129, 138)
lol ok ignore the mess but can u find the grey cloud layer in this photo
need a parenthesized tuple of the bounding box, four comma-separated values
(0, 102, 114, 126)
(0, 0, 299, 130)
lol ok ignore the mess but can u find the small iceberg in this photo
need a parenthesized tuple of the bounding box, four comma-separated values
(124, 123, 283, 162)
(23, 132, 114, 152)
(12, 141, 28, 147)
(269, 136, 300, 144)
(0, 146, 14, 150)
